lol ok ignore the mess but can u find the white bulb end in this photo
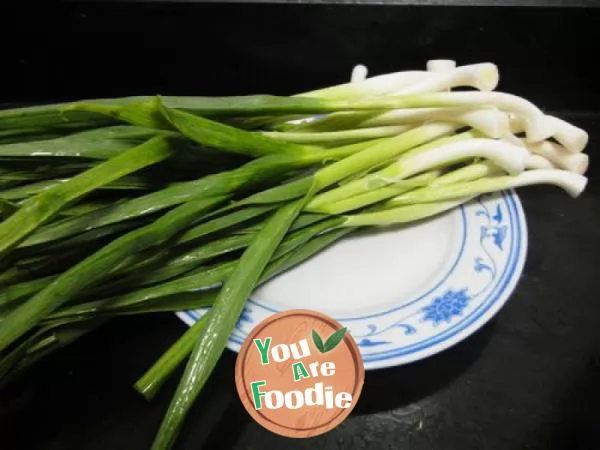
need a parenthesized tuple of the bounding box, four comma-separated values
(547, 116, 589, 153)
(470, 63, 500, 91)
(427, 60, 457, 73)
(350, 64, 369, 84)
(563, 153, 589, 175)
(524, 115, 555, 143)
(509, 115, 526, 134)
(528, 140, 589, 175)
(502, 132, 526, 147)
(560, 171, 588, 198)
(525, 154, 554, 170)
(462, 108, 510, 139)
(513, 170, 588, 198)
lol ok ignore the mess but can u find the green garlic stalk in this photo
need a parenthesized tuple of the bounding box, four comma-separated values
(308, 137, 529, 211)
(356, 107, 510, 138)
(261, 125, 414, 144)
(320, 161, 500, 215)
(342, 197, 472, 227)
(385, 169, 588, 208)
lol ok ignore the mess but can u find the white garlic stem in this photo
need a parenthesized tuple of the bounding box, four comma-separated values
(527, 140, 589, 174)
(506, 169, 588, 198)
(426, 60, 457, 73)
(401, 138, 529, 177)
(358, 107, 510, 139)
(525, 154, 555, 169)
(511, 114, 588, 153)
(394, 63, 499, 95)
(350, 64, 369, 84)
(546, 116, 589, 154)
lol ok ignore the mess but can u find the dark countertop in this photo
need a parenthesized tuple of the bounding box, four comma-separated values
(0, 4, 599, 450)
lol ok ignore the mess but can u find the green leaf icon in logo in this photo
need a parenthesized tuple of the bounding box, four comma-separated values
(312, 329, 325, 353)
(312, 327, 347, 353)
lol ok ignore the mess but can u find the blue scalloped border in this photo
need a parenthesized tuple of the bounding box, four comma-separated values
(360, 192, 522, 362)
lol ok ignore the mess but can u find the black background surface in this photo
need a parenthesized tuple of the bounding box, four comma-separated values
(0, 3, 599, 450)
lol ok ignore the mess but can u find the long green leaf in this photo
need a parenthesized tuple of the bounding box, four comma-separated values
(0, 102, 118, 131)
(1, 92, 485, 134)
(134, 311, 212, 400)
(152, 198, 306, 449)
(158, 101, 313, 157)
(48, 261, 235, 321)
(13, 137, 366, 251)
(0, 194, 227, 352)
(0, 136, 174, 257)
(133, 226, 351, 400)
(64, 97, 318, 157)
(40, 291, 218, 329)
(58, 200, 132, 218)
(3, 212, 342, 319)
(0, 198, 18, 219)
(0, 275, 55, 312)
(209, 139, 384, 213)
(17, 216, 150, 257)
(7, 207, 279, 309)
(1, 176, 155, 202)
(1, 94, 349, 132)
(63, 95, 337, 120)
(17, 153, 311, 249)
(91, 234, 253, 296)
(174, 204, 280, 245)
(0, 126, 161, 160)
(0, 162, 96, 185)
(44, 217, 336, 320)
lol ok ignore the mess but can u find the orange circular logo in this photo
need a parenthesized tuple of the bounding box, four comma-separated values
(235, 309, 365, 438)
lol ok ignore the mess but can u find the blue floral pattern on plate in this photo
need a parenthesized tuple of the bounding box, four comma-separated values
(422, 289, 470, 326)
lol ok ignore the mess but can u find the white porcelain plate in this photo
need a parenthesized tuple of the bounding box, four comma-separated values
(177, 191, 527, 370)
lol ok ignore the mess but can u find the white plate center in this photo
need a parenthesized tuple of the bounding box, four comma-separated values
(252, 208, 464, 317)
